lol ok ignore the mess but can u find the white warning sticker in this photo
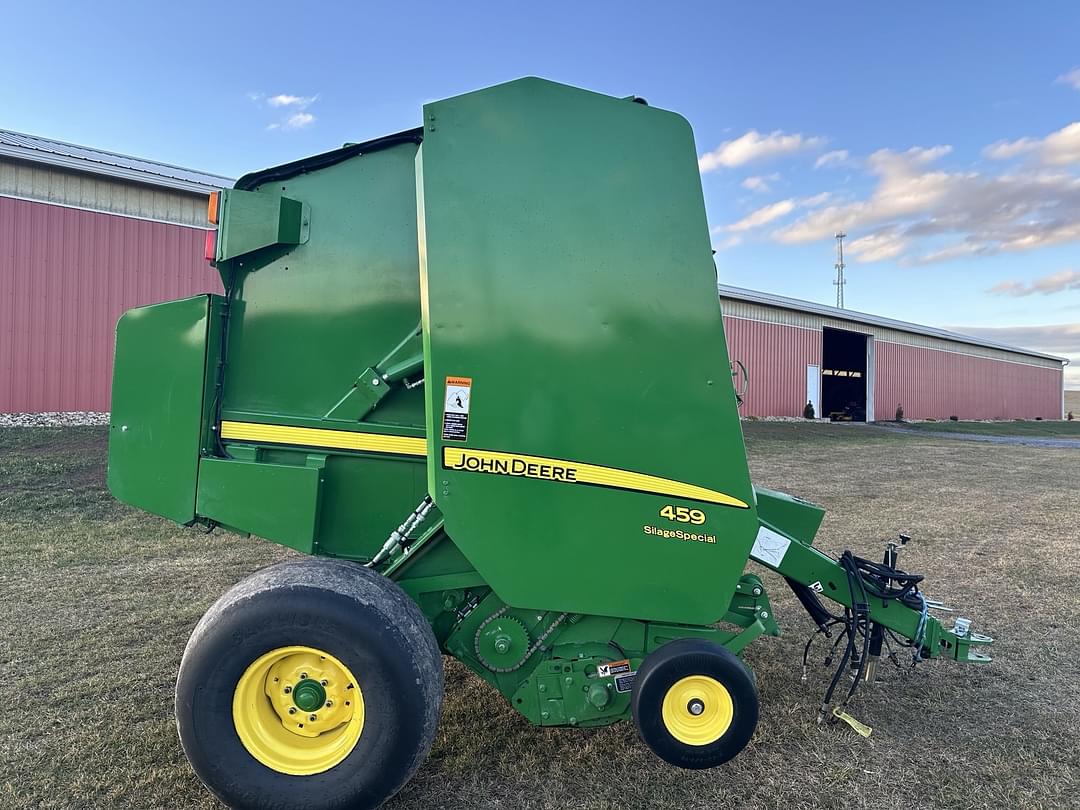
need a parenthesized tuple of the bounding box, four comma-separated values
(441, 376, 472, 441)
(597, 659, 631, 678)
(750, 526, 792, 568)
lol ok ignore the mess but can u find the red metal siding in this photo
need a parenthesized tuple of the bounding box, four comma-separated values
(0, 196, 222, 413)
(874, 341, 1062, 421)
(723, 316, 822, 417)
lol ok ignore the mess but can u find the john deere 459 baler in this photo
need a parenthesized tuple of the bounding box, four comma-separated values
(108, 78, 991, 810)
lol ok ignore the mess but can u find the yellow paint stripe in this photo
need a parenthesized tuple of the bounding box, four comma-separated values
(443, 447, 749, 509)
(219, 421, 748, 509)
(220, 421, 427, 457)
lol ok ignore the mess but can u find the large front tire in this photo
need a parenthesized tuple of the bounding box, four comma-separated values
(176, 558, 443, 810)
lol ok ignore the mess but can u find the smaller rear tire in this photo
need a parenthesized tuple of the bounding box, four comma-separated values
(631, 638, 758, 769)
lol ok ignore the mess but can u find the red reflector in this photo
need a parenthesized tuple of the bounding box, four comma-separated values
(204, 229, 217, 262)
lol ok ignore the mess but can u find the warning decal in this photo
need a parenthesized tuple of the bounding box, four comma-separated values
(441, 376, 472, 441)
(750, 525, 792, 568)
(614, 672, 637, 693)
(598, 659, 637, 692)
(597, 659, 631, 678)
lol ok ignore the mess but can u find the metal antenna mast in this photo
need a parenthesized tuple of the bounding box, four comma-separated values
(833, 231, 846, 308)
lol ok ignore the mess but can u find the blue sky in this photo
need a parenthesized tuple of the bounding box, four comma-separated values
(2, 2, 1078, 385)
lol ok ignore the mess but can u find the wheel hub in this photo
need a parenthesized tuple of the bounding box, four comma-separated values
(291, 678, 327, 713)
(661, 675, 734, 746)
(232, 645, 365, 775)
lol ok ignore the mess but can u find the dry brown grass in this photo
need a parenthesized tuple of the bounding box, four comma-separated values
(1, 424, 1078, 809)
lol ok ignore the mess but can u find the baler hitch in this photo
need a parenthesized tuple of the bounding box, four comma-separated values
(762, 529, 993, 724)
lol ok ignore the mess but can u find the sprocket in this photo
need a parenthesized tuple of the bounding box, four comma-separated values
(474, 614, 533, 672)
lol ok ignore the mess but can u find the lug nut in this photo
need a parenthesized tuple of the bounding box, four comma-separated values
(309, 714, 317, 721)
(300, 672, 308, 679)
(288, 708, 296, 715)
(283, 686, 292, 694)
(320, 679, 328, 686)
(325, 700, 333, 707)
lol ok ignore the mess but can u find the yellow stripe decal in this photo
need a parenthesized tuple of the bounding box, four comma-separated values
(219, 421, 427, 457)
(442, 447, 749, 509)
(219, 421, 747, 509)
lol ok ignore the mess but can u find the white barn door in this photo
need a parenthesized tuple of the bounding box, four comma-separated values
(806, 364, 821, 418)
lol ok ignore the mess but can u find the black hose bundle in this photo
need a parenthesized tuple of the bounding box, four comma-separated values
(793, 549, 928, 722)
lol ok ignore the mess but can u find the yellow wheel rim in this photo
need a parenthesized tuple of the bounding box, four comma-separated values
(232, 645, 365, 775)
(661, 674, 733, 746)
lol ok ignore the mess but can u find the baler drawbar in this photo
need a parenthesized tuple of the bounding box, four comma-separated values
(107, 78, 992, 810)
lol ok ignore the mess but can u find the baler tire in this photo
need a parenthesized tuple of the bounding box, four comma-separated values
(175, 557, 443, 810)
(631, 638, 758, 769)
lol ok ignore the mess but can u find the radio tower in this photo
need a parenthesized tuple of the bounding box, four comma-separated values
(833, 231, 846, 308)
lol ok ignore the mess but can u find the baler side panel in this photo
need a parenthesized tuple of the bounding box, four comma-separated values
(418, 78, 758, 625)
(206, 142, 431, 560)
(107, 295, 217, 524)
(220, 142, 424, 424)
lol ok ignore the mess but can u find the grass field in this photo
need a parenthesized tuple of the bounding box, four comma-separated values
(899, 419, 1080, 438)
(2, 423, 1078, 809)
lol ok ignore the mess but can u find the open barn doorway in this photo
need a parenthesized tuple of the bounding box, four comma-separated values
(822, 327, 868, 421)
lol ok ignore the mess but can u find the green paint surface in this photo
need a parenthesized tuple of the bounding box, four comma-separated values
(107, 296, 212, 524)
(418, 78, 758, 624)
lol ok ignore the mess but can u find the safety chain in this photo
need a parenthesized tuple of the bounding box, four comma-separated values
(473, 606, 569, 673)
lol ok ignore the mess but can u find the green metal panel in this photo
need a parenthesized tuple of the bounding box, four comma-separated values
(219, 141, 425, 425)
(196, 457, 323, 552)
(215, 189, 306, 262)
(201, 138, 432, 562)
(107, 295, 213, 524)
(754, 486, 825, 544)
(417, 78, 758, 625)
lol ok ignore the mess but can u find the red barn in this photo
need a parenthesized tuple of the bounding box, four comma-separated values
(0, 129, 1066, 420)
(0, 129, 227, 413)
(720, 285, 1066, 421)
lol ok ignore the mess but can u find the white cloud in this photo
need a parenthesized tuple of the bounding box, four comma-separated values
(983, 137, 1038, 160)
(714, 193, 830, 236)
(1036, 123, 1080, 165)
(800, 192, 832, 207)
(984, 121, 1080, 166)
(814, 149, 850, 169)
(1056, 67, 1080, 91)
(252, 91, 320, 131)
(846, 229, 909, 262)
(723, 199, 797, 232)
(773, 145, 955, 246)
(988, 269, 1080, 297)
(741, 174, 778, 192)
(283, 112, 315, 129)
(699, 129, 826, 172)
(268, 93, 318, 109)
(771, 139, 1080, 265)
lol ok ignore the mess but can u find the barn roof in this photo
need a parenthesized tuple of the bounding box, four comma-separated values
(717, 283, 1066, 364)
(0, 128, 234, 194)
